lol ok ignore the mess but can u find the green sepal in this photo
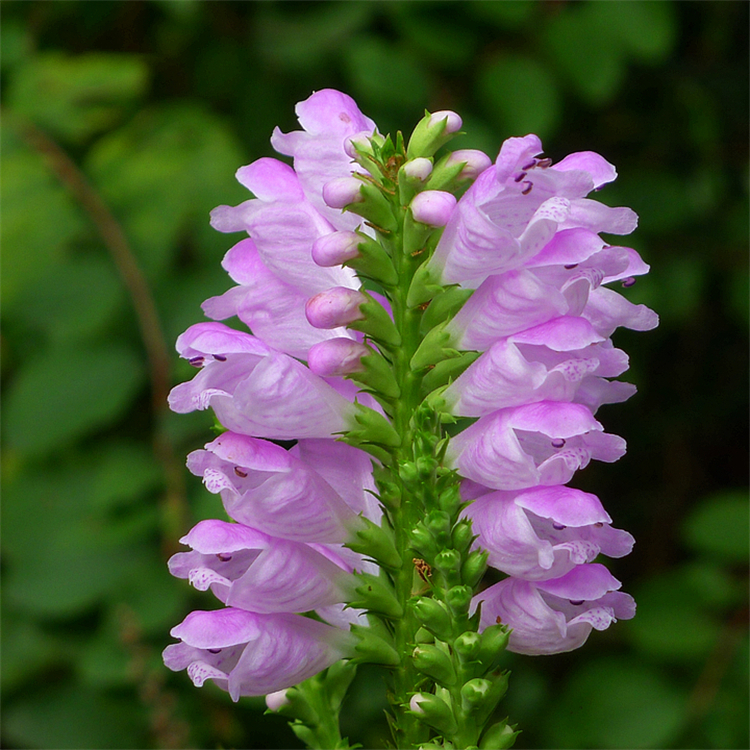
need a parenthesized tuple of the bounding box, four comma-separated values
(406, 110, 458, 160)
(349, 291, 402, 347)
(348, 347, 401, 400)
(348, 571, 404, 618)
(434, 548, 462, 577)
(346, 181, 399, 233)
(409, 692, 458, 736)
(412, 644, 457, 686)
(462, 672, 511, 727)
(451, 518, 477, 553)
(345, 234, 399, 287)
(446, 585, 473, 616)
(398, 157, 434, 206)
(345, 515, 402, 570)
(424, 510, 453, 546)
(410, 522, 439, 557)
(372, 464, 401, 509)
(403, 207, 438, 257)
(350, 622, 400, 667)
(477, 624, 511, 672)
(479, 720, 519, 750)
(453, 631, 482, 663)
(325, 660, 359, 711)
(406, 261, 445, 307)
(344, 403, 401, 449)
(290, 723, 318, 747)
(461, 678, 493, 713)
(420, 286, 474, 333)
(421, 350, 480, 396)
(461, 549, 489, 589)
(274, 686, 320, 726)
(412, 597, 454, 641)
(410, 322, 458, 370)
(425, 151, 471, 193)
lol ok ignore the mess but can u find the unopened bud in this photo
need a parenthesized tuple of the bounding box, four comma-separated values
(430, 110, 462, 134)
(461, 678, 492, 712)
(344, 131, 376, 160)
(412, 644, 457, 686)
(307, 337, 368, 377)
(453, 631, 481, 662)
(447, 149, 492, 180)
(410, 190, 457, 227)
(305, 287, 366, 329)
(409, 693, 457, 735)
(446, 585, 473, 615)
(403, 157, 434, 182)
(413, 597, 454, 641)
(265, 689, 290, 711)
(322, 177, 364, 208)
(312, 231, 361, 266)
(407, 109, 463, 159)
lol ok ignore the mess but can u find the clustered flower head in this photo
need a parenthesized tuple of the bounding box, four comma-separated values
(164, 88, 656, 740)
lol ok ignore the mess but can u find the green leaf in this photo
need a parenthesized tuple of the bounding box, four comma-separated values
(343, 36, 431, 118)
(477, 55, 560, 140)
(86, 104, 246, 280)
(627, 568, 724, 662)
(6, 52, 148, 143)
(0, 131, 86, 311)
(3, 342, 146, 457)
(543, 6, 626, 106)
(546, 657, 685, 749)
(2, 684, 144, 749)
(682, 491, 750, 563)
(10, 254, 125, 345)
(255, 2, 373, 72)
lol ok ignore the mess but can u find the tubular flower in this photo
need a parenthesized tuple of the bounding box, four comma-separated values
(165, 90, 387, 701)
(433, 136, 656, 655)
(165, 88, 655, 743)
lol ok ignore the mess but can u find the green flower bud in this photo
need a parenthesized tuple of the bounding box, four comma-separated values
(434, 548, 461, 576)
(451, 519, 476, 553)
(409, 522, 438, 557)
(453, 631, 482, 662)
(406, 109, 462, 160)
(424, 510, 452, 545)
(412, 597, 454, 641)
(461, 549, 488, 588)
(461, 678, 492, 713)
(414, 626, 434, 644)
(416, 456, 437, 480)
(478, 623, 511, 672)
(446, 585, 473, 616)
(412, 644, 457, 686)
(479, 720, 518, 750)
(409, 692, 458, 736)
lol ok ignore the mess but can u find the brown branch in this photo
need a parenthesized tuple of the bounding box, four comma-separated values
(13, 114, 188, 548)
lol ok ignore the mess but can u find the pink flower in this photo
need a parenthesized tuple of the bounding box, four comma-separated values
(474, 564, 635, 655)
(164, 609, 355, 700)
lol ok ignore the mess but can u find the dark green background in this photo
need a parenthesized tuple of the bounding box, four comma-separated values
(1, 2, 748, 748)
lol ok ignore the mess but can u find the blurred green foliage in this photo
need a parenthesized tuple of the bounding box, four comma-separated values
(1, 2, 747, 749)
